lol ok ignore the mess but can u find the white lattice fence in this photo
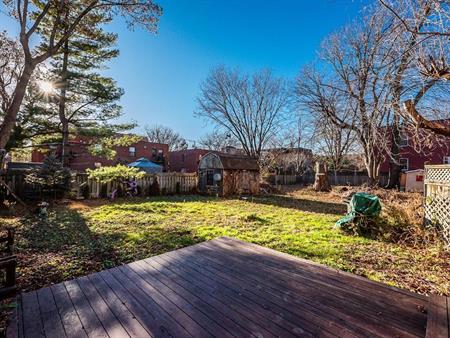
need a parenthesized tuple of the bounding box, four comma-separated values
(424, 165, 450, 246)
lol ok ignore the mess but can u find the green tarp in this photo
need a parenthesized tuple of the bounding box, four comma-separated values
(336, 192, 382, 227)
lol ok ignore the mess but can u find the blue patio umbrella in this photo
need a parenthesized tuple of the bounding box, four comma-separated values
(127, 157, 162, 174)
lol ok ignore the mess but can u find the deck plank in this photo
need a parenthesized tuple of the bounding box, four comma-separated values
(113, 265, 211, 338)
(119, 262, 234, 338)
(86, 272, 151, 338)
(128, 259, 252, 338)
(153, 250, 343, 338)
(151, 253, 300, 337)
(425, 295, 449, 338)
(144, 255, 276, 338)
(10, 237, 432, 338)
(64, 280, 108, 338)
(21, 291, 44, 338)
(139, 259, 258, 338)
(159, 245, 370, 337)
(98, 268, 182, 338)
(217, 237, 427, 305)
(36, 287, 66, 338)
(50, 283, 87, 338)
(196, 239, 426, 336)
(76, 276, 130, 338)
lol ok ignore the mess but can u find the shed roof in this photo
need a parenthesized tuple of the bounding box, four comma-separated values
(200, 152, 259, 171)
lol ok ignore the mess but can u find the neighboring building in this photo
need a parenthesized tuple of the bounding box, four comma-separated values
(198, 152, 260, 196)
(31, 136, 169, 172)
(379, 130, 450, 173)
(169, 149, 210, 173)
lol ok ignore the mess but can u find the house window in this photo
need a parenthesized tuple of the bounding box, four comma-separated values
(129, 146, 136, 157)
(399, 158, 409, 171)
(152, 148, 157, 157)
(444, 156, 450, 164)
(181, 153, 186, 163)
(399, 133, 409, 147)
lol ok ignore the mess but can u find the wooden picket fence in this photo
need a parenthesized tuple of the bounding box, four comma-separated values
(72, 172, 198, 199)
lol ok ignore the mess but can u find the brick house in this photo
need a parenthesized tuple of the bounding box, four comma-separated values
(379, 130, 450, 173)
(31, 136, 169, 172)
(168, 149, 210, 173)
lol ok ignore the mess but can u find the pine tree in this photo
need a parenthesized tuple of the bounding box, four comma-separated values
(34, 7, 134, 164)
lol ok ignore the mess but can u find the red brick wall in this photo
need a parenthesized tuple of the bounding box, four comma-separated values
(169, 149, 210, 173)
(379, 135, 450, 173)
(32, 138, 169, 172)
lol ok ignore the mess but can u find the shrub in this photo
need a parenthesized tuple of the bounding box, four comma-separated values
(87, 165, 145, 183)
(25, 155, 71, 198)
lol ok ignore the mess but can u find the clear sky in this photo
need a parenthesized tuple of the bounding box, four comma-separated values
(1, 0, 370, 143)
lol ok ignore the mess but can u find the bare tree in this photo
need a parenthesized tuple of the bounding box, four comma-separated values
(195, 67, 291, 159)
(311, 115, 357, 182)
(145, 124, 187, 151)
(379, 0, 450, 37)
(297, 10, 394, 185)
(0, 0, 162, 149)
(198, 130, 238, 151)
(380, 0, 450, 137)
(0, 31, 23, 117)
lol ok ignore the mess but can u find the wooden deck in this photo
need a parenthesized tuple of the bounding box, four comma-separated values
(7, 237, 438, 338)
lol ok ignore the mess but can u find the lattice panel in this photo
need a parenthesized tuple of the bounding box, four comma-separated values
(426, 166, 450, 183)
(424, 196, 450, 246)
(424, 165, 450, 247)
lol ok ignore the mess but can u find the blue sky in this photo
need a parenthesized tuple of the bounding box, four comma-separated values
(1, 0, 369, 142)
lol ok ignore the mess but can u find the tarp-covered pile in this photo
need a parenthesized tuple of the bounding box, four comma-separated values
(336, 192, 382, 228)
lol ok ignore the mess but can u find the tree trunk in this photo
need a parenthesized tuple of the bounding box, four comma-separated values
(59, 40, 70, 167)
(313, 161, 331, 192)
(388, 114, 401, 189)
(364, 153, 380, 187)
(0, 61, 35, 148)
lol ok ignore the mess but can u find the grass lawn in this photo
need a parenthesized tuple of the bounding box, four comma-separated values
(10, 192, 449, 297)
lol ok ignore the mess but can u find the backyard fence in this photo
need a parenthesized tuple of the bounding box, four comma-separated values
(72, 172, 198, 199)
(424, 164, 450, 246)
(269, 173, 389, 187)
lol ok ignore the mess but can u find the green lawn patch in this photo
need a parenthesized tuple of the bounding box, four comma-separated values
(12, 194, 450, 295)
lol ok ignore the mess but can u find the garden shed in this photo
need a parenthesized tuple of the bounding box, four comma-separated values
(198, 152, 260, 196)
(400, 169, 424, 192)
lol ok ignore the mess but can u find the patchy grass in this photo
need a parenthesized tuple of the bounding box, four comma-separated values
(7, 192, 448, 298)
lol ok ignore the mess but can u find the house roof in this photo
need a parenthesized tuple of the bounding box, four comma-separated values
(405, 169, 424, 174)
(202, 152, 259, 171)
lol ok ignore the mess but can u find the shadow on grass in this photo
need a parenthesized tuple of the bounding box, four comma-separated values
(15, 205, 206, 292)
(251, 195, 347, 215)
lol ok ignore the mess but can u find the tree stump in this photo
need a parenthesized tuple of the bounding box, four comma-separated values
(313, 162, 331, 192)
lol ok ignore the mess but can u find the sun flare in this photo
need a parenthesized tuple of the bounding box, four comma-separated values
(39, 81, 55, 94)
